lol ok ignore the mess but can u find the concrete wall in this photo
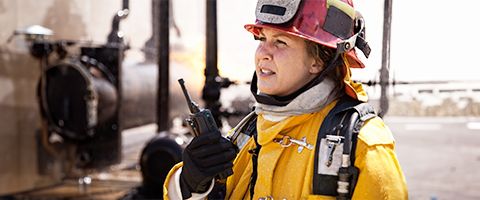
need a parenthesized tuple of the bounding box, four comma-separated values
(0, 0, 152, 194)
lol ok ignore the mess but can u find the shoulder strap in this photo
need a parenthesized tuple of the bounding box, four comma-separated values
(249, 129, 261, 200)
(224, 111, 260, 199)
(239, 114, 262, 200)
(210, 112, 258, 199)
(312, 95, 376, 198)
(228, 111, 258, 150)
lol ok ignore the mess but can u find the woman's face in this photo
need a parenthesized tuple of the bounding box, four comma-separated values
(255, 28, 323, 96)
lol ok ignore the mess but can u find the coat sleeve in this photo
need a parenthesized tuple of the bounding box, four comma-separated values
(163, 162, 184, 199)
(352, 117, 408, 200)
(162, 162, 214, 200)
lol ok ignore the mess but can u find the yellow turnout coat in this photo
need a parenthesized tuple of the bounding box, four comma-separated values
(164, 99, 408, 199)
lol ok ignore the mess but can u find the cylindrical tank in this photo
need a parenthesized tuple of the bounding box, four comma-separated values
(41, 59, 118, 141)
(120, 61, 204, 130)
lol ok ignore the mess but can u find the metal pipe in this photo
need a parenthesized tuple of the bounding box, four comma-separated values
(156, 0, 170, 132)
(123, 0, 129, 10)
(206, 0, 218, 78)
(379, 0, 392, 118)
(120, 64, 156, 129)
(107, 0, 129, 44)
(203, 0, 223, 127)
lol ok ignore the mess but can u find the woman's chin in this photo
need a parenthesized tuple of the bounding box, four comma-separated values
(258, 88, 278, 96)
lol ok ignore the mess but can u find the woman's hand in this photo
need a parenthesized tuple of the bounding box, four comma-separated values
(179, 130, 238, 199)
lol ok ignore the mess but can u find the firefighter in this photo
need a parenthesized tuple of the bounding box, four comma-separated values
(164, 0, 408, 199)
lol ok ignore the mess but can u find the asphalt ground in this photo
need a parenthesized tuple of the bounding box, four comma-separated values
(385, 117, 480, 200)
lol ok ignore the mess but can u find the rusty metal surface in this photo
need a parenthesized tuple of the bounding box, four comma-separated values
(11, 124, 158, 200)
(14, 178, 140, 200)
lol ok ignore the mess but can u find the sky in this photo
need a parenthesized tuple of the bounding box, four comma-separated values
(365, 0, 480, 82)
(168, 0, 480, 83)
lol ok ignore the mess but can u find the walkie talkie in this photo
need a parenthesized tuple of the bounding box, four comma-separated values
(178, 78, 219, 137)
(178, 79, 233, 181)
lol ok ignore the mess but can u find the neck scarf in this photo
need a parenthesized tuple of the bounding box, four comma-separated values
(254, 78, 340, 122)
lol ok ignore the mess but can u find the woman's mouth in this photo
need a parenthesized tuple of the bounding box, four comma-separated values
(260, 68, 275, 76)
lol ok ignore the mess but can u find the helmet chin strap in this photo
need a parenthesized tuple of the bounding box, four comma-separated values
(250, 51, 343, 107)
(251, 15, 369, 107)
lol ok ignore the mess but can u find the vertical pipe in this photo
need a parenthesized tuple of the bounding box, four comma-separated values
(206, 0, 218, 77)
(156, 0, 170, 132)
(122, 0, 129, 10)
(379, 0, 392, 118)
(203, 0, 222, 127)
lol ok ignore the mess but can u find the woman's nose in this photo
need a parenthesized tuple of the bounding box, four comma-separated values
(256, 43, 273, 61)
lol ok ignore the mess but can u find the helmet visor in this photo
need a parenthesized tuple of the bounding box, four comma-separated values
(255, 0, 302, 24)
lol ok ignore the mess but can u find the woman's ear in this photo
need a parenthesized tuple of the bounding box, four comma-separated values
(309, 58, 324, 74)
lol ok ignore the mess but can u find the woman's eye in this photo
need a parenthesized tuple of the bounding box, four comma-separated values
(254, 36, 266, 42)
(275, 39, 287, 46)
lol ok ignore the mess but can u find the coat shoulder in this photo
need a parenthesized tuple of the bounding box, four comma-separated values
(357, 116, 395, 146)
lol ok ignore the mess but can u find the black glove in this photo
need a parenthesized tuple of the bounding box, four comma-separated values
(179, 130, 238, 199)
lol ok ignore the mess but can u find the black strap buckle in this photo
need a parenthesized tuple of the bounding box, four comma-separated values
(336, 15, 371, 58)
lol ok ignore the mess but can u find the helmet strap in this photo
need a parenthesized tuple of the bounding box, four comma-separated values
(250, 49, 343, 107)
(336, 15, 371, 58)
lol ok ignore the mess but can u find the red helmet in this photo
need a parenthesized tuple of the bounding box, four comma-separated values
(245, 0, 370, 69)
